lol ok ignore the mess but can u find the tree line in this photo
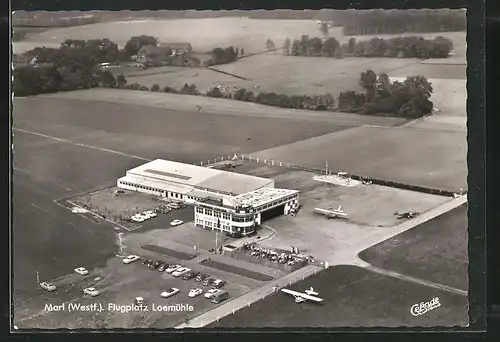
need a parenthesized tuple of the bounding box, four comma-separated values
(119, 69, 433, 119)
(333, 9, 466, 35)
(283, 35, 453, 59)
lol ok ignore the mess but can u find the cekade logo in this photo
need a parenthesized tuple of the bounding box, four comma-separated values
(410, 297, 441, 316)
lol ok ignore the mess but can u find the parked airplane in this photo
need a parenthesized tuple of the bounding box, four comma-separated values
(281, 287, 323, 303)
(394, 211, 419, 219)
(314, 206, 348, 219)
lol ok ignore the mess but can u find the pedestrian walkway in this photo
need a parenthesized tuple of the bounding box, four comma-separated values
(175, 264, 323, 329)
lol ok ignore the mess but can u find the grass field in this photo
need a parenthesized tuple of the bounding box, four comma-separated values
(208, 265, 468, 327)
(13, 18, 331, 55)
(248, 125, 467, 193)
(359, 204, 468, 291)
(14, 96, 353, 164)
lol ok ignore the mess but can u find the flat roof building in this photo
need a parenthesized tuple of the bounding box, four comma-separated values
(117, 159, 299, 236)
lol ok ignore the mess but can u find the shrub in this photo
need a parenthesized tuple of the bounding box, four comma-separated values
(162, 85, 178, 93)
(151, 84, 160, 92)
(181, 83, 199, 95)
(206, 87, 223, 98)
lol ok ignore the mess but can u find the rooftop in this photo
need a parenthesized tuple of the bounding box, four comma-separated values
(230, 188, 299, 208)
(159, 42, 192, 50)
(126, 159, 274, 195)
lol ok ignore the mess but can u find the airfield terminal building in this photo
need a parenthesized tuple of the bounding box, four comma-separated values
(117, 159, 299, 236)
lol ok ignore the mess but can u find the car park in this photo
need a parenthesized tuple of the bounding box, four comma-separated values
(195, 274, 209, 282)
(170, 219, 184, 226)
(172, 267, 191, 277)
(202, 278, 215, 287)
(204, 289, 219, 299)
(188, 288, 204, 298)
(212, 279, 226, 289)
(74, 267, 89, 275)
(39, 282, 57, 292)
(166, 264, 182, 273)
(83, 287, 100, 297)
(123, 255, 140, 264)
(161, 288, 179, 298)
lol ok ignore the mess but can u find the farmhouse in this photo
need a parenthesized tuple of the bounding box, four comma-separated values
(136, 45, 173, 62)
(159, 42, 192, 55)
(117, 159, 299, 235)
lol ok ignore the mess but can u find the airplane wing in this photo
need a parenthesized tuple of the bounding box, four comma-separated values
(281, 289, 323, 302)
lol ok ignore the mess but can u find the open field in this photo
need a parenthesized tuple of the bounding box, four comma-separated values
(34, 89, 409, 127)
(359, 204, 468, 291)
(14, 96, 354, 164)
(247, 125, 467, 193)
(208, 265, 468, 327)
(13, 18, 332, 55)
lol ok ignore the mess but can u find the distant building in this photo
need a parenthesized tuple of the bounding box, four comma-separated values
(159, 42, 192, 55)
(136, 45, 173, 62)
(117, 159, 299, 236)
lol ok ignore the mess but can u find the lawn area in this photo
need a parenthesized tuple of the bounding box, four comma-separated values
(208, 265, 468, 327)
(359, 204, 468, 291)
(249, 125, 467, 193)
(13, 96, 353, 164)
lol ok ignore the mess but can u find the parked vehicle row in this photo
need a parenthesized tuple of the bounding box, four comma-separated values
(158, 287, 229, 303)
(41, 266, 101, 296)
(131, 210, 157, 223)
(141, 258, 227, 289)
(242, 243, 309, 266)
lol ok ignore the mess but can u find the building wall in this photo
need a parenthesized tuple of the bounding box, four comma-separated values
(117, 179, 165, 197)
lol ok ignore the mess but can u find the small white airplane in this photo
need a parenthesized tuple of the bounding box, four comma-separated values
(281, 287, 323, 303)
(314, 206, 348, 219)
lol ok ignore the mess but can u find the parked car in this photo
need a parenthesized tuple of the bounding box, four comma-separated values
(211, 290, 230, 304)
(158, 263, 168, 272)
(123, 255, 140, 264)
(74, 267, 89, 275)
(189, 288, 204, 298)
(134, 297, 145, 305)
(173, 267, 191, 277)
(152, 261, 165, 270)
(142, 211, 157, 218)
(170, 219, 184, 226)
(161, 288, 179, 298)
(203, 278, 215, 287)
(181, 271, 198, 281)
(131, 215, 145, 223)
(83, 287, 99, 297)
(204, 288, 219, 299)
(39, 282, 56, 292)
(212, 279, 226, 289)
(166, 264, 182, 273)
(195, 274, 209, 282)
(168, 203, 181, 209)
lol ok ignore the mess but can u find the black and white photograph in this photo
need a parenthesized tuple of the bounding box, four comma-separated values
(11, 8, 469, 329)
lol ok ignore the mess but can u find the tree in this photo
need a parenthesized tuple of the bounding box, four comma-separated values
(151, 84, 160, 92)
(319, 22, 329, 37)
(359, 70, 378, 101)
(206, 87, 223, 97)
(241, 48, 245, 55)
(348, 37, 356, 54)
(309, 37, 323, 56)
(265, 39, 276, 51)
(282, 38, 291, 55)
(321, 37, 340, 57)
(124, 35, 158, 56)
(291, 40, 301, 56)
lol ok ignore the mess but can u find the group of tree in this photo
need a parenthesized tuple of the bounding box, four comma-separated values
(285, 35, 343, 58)
(351, 36, 454, 58)
(123, 35, 158, 56)
(333, 9, 466, 35)
(338, 70, 434, 118)
(284, 35, 453, 59)
(204, 46, 238, 66)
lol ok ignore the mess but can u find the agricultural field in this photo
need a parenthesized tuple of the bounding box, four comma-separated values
(13, 18, 331, 55)
(247, 125, 467, 193)
(208, 265, 468, 327)
(359, 204, 468, 291)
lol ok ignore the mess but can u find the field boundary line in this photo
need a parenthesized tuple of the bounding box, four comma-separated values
(205, 67, 250, 81)
(13, 128, 152, 162)
(363, 264, 468, 296)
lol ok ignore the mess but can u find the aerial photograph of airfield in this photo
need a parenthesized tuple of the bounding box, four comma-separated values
(12, 9, 468, 329)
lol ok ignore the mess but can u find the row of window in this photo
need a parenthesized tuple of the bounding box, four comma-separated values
(255, 194, 298, 212)
(120, 181, 162, 194)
